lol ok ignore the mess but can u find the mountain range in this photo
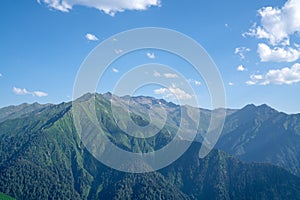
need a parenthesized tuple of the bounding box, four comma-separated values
(0, 93, 300, 199)
(217, 104, 300, 176)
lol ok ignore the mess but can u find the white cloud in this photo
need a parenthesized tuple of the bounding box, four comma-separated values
(147, 52, 155, 59)
(246, 80, 257, 86)
(13, 86, 48, 97)
(246, 74, 263, 86)
(246, 63, 300, 85)
(85, 33, 99, 41)
(154, 88, 167, 94)
(13, 87, 30, 95)
(38, 0, 161, 16)
(32, 91, 48, 97)
(228, 82, 234, 86)
(244, 0, 300, 46)
(237, 65, 247, 72)
(263, 63, 300, 85)
(258, 43, 300, 62)
(235, 47, 250, 59)
(37, 0, 71, 12)
(0, 73, 2, 77)
(154, 84, 192, 100)
(188, 79, 201, 86)
(112, 68, 119, 73)
(163, 73, 178, 78)
(153, 70, 161, 77)
(114, 49, 123, 54)
(252, 74, 263, 81)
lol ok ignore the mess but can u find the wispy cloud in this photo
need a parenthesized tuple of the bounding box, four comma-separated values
(154, 84, 193, 100)
(153, 70, 161, 77)
(114, 49, 123, 54)
(146, 52, 155, 59)
(246, 80, 257, 86)
(32, 91, 49, 97)
(246, 63, 300, 85)
(164, 73, 178, 78)
(237, 65, 247, 72)
(228, 82, 234, 86)
(13, 86, 48, 97)
(235, 47, 250, 59)
(112, 68, 119, 73)
(38, 0, 161, 16)
(0, 73, 2, 77)
(188, 79, 201, 86)
(13, 87, 29, 95)
(85, 33, 99, 41)
(246, 74, 263, 85)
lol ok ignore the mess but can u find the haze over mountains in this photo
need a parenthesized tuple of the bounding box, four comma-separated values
(0, 93, 300, 199)
(217, 104, 300, 176)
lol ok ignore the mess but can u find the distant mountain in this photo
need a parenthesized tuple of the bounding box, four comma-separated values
(0, 102, 50, 123)
(216, 104, 300, 176)
(0, 94, 300, 199)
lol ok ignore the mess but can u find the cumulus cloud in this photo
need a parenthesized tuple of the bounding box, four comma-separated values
(263, 63, 300, 85)
(258, 43, 300, 62)
(163, 73, 178, 78)
(13, 86, 48, 97)
(147, 52, 155, 59)
(154, 84, 192, 100)
(235, 47, 250, 59)
(85, 33, 99, 41)
(37, 0, 161, 16)
(237, 65, 247, 72)
(246, 63, 300, 85)
(244, 0, 300, 46)
(112, 68, 119, 73)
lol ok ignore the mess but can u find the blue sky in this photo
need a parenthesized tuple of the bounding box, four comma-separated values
(1, 0, 300, 113)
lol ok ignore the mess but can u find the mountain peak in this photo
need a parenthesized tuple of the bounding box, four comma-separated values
(258, 103, 272, 109)
(242, 103, 277, 113)
(241, 104, 256, 111)
(256, 104, 279, 114)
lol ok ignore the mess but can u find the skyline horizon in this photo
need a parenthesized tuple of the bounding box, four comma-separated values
(1, 91, 297, 115)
